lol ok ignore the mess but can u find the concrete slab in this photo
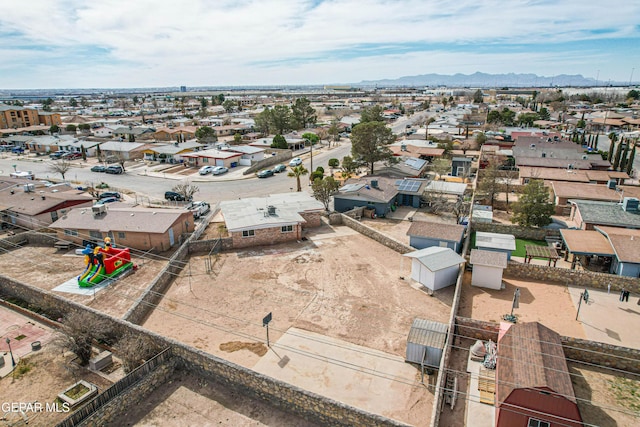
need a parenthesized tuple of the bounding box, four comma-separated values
(252, 327, 427, 424)
(53, 277, 112, 295)
(465, 354, 495, 427)
(568, 285, 640, 349)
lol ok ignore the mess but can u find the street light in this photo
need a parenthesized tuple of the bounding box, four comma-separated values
(6, 337, 16, 367)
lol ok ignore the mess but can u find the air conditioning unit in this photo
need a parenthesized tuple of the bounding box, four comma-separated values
(622, 197, 639, 212)
(23, 184, 35, 192)
(607, 179, 617, 190)
(92, 204, 107, 215)
(267, 205, 276, 216)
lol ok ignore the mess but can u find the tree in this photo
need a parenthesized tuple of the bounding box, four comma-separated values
(431, 158, 451, 179)
(517, 112, 539, 127)
(310, 167, 324, 182)
(48, 159, 72, 180)
(538, 107, 551, 121)
(312, 176, 339, 210)
(95, 145, 103, 162)
(350, 121, 396, 174)
(340, 155, 360, 177)
(476, 132, 487, 145)
(424, 117, 436, 140)
(511, 179, 554, 227)
(627, 89, 639, 100)
(222, 99, 236, 113)
(613, 138, 624, 170)
(301, 132, 319, 145)
(254, 108, 273, 136)
(172, 181, 199, 201)
(478, 159, 502, 208)
(328, 158, 340, 168)
(80, 145, 87, 161)
(116, 332, 162, 373)
(50, 124, 60, 134)
(69, 98, 78, 107)
(473, 89, 484, 103)
(620, 141, 630, 172)
(358, 105, 385, 124)
(288, 165, 309, 192)
(626, 144, 636, 175)
(78, 123, 91, 132)
(53, 311, 109, 365)
(291, 97, 317, 130)
(200, 97, 209, 109)
(270, 105, 292, 134)
(195, 126, 217, 143)
(233, 132, 242, 143)
(41, 97, 54, 111)
(271, 134, 288, 149)
(328, 121, 340, 143)
(65, 124, 77, 132)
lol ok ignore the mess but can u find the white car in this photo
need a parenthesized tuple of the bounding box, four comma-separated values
(199, 166, 215, 175)
(187, 201, 211, 219)
(211, 166, 229, 175)
(289, 157, 303, 167)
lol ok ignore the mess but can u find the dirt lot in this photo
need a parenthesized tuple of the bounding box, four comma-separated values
(458, 271, 586, 338)
(0, 246, 166, 318)
(0, 343, 114, 427)
(107, 370, 321, 427)
(143, 224, 453, 424)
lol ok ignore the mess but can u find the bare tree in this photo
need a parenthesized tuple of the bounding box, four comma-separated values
(430, 158, 451, 179)
(48, 159, 72, 181)
(172, 180, 199, 201)
(53, 311, 110, 365)
(116, 332, 163, 373)
(477, 158, 502, 208)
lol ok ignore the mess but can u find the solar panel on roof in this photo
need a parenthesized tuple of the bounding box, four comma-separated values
(398, 180, 421, 192)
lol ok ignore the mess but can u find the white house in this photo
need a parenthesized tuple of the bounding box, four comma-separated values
(469, 249, 508, 290)
(403, 247, 466, 292)
(475, 231, 516, 260)
(226, 145, 265, 165)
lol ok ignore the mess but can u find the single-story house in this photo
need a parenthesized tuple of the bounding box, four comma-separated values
(154, 126, 197, 142)
(334, 177, 399, 216)
(569, 198, 640, 230)
(551, 182, 640, 215)
(496, 322, 582, 427)
(93, 126, 118, 138)
(469, 249, 507, 290)
(373, 156, 429, 178)
(403, 247, 466, 292)
(595, 226, 640, 278)
(226, 145, 266, 165)
(98, 141, 147, 161)
(559, 228, 615, 271)
(142, 141, 204, 163)
(474, 232, 516, 260)
(219, 192, 324, 249)
(50, 206, 194, 252)
(180, 148, 243, 168)
(406, 221, 465, 253)
(0, 178, 94, 229)
(26, 135, 78, 154)
(518, 166, 628, 185)
(424, 181, 468, 198)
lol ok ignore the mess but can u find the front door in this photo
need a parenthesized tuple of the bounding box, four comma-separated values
(168, 228, 175, 246)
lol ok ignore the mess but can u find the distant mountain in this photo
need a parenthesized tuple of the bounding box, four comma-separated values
(356, 72, 602, 88)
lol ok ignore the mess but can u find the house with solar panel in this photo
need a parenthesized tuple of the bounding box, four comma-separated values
(372, 157, 430, 178)
(333, 176, 428, 216)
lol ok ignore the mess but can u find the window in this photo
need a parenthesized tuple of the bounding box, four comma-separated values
(117, 232, 126, 239)
(51, 211, 58, 222)
(242, 229, 255, 237)
(64, 229, 78, 236)
(281, 225, 293, 233)
(89, 230, 102, 239)
(528, 418, 550, 427)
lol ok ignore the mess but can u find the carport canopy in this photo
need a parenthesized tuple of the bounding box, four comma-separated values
(559, 229, 614, 257)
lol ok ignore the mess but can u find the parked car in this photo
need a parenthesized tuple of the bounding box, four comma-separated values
(105, 165, 124, 174)
(211, 166, 229, 175)
(11, 147, 24, 154)
(91, 165, 106, 172)
(187, 201, 211, 218)
(257, 169, 274, 178)
(289, 157, 303, 167)
(63, 152, 82, 160)
(165, 191, 188, 201)
(95, 197, 119, 205)
(49, 150, 69, 159)
(199, 165, 215, 175)
(272, 164, 287, 173)
(99, 192, 121, 200)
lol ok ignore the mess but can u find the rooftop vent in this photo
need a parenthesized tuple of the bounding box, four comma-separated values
(401, 144, 407, 152)
(622, 197, 639, 212)
(24, 184, 35, 193)
(92, 204, 107, 216)
(608, 179, 617, 190)
(371, 180, 379, 189)
(267, 205, 276, 216)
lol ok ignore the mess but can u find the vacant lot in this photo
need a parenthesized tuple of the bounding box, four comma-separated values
(143, 224, 452, 424)
(0, 246, 166, 317)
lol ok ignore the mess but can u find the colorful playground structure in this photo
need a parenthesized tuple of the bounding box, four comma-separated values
(78, 237, 133, 287)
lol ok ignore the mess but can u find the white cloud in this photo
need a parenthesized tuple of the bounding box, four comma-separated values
(0, 0, 638, 87)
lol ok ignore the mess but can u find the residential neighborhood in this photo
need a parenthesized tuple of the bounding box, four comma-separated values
(1, 83, 639, 427)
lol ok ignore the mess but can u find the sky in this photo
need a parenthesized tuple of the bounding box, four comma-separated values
(1, 0, 639, 89)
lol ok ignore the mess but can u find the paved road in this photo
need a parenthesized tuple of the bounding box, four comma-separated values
(0, 141, 353, 204)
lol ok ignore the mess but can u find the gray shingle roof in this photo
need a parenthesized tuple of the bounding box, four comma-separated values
(406, 221, 465, 243)
(571, 199, 640, 229)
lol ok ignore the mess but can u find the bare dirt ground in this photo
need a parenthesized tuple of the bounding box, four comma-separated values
(107, 370, 321, 427)
(143, 225, 453, 424)
(0, 246, 166, 318)
(458, 271, 586, 338)
(0, 343, 114, 427)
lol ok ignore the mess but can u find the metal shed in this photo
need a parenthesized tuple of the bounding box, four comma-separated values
(405, 318, 448, 369)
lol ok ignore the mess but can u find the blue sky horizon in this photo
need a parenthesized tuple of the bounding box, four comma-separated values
(1, 0, 639, 90)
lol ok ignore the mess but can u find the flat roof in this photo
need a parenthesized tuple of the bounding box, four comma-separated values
(475, 232, 516, 251)
(559, 229, 614, 256)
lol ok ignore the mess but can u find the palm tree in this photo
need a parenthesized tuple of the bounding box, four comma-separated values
(425, 117, 436, 140)
(287, 165, 309, 192)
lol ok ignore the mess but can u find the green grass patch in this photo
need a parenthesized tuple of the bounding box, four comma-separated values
(512, 239, 548, 258)
(610, 377, 640, 412)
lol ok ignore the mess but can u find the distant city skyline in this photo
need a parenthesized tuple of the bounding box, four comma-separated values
(1, 1, 639, 89)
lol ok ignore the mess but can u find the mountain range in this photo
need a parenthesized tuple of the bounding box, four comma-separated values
(355, 72, 608, 88)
